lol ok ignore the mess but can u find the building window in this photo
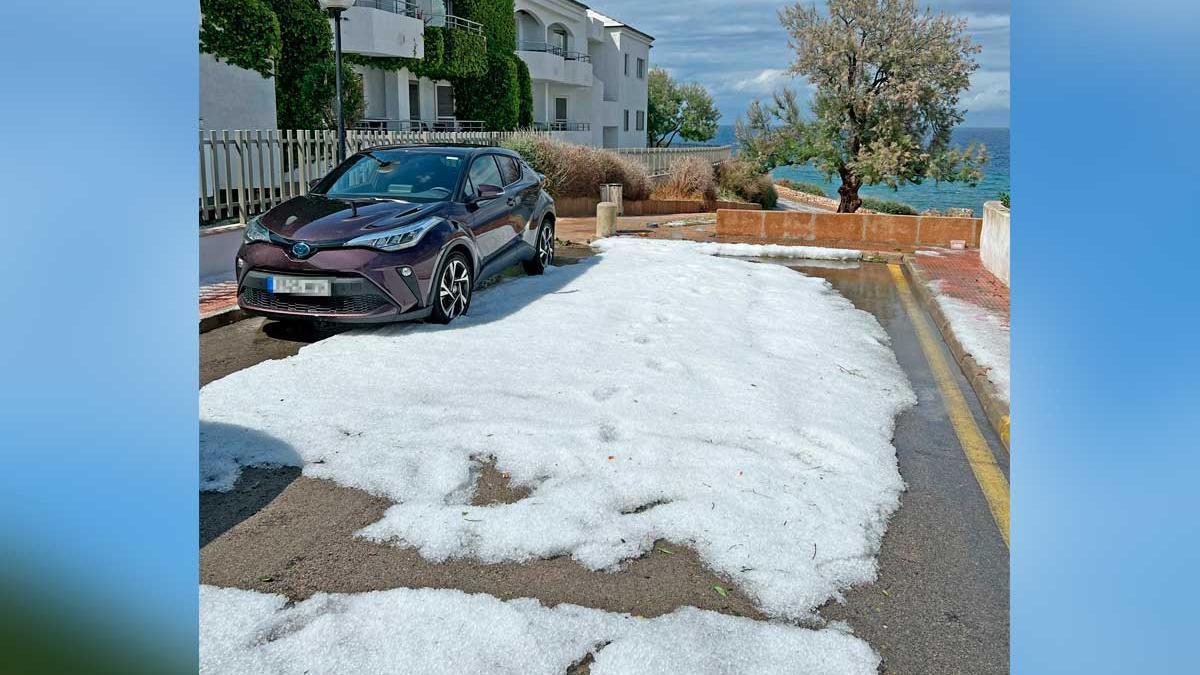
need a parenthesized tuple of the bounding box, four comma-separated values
(637, 58, 646, 79)
(623, 110, 629, 131)
(636, 110, 645, 131)
(555, 97, 568, 123)
(624, 53, 629, 76)
(553, 28, 568, 53)
(436, 84, 455, 119)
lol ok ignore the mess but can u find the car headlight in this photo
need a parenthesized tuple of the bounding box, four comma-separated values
(244, 216, 271, 244)
(344, 216, 443, 252)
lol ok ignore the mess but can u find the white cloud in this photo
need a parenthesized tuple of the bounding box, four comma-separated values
(732, 68, 793, 93)
(964, 70, 1010, 113)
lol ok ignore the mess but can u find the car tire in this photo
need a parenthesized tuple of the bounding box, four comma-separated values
(429, 251, 473, 324)
(522, 219, 555, 275)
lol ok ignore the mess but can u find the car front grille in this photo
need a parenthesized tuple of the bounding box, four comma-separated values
(240, 287, 392, 315)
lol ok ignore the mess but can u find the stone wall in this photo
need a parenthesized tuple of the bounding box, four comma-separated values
(716, 209, 983, 249)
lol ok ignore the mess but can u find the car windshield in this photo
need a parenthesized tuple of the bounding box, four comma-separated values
(317, 151, 464, 202)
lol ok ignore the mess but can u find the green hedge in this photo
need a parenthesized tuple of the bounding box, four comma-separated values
(516, 58, 534, 128)
(859, 196, 918, 215)
(453, 52, 520, 131)
(200, 0, 281, 77)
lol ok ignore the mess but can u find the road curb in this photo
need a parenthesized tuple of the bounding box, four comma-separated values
(200, 305, 248, 334)
(902, 258, 1010, 451)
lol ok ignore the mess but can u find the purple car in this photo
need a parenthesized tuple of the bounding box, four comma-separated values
(236, 145, 556, 324)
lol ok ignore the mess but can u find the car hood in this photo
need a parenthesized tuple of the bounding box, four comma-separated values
(259, 195, 449, 243)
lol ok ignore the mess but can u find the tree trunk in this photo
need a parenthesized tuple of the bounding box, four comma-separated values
(837, 173, 862, 213)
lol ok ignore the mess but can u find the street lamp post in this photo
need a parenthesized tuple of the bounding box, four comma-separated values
(319, 0, 356, 163)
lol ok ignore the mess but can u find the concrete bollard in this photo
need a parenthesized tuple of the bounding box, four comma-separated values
(596, 201, 618, 238)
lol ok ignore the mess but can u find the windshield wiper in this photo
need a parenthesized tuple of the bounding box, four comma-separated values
(362, 151, 394, 168)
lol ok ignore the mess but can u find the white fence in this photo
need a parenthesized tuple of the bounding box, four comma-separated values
(199, 129, 733, 223)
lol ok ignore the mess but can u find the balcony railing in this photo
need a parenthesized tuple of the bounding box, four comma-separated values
(356, 118, 486, 132)
(425, 13, 484, 37)
(353, 0, 420, 18)
(535, 121, 591, 132)
(516, 41, 592, 62)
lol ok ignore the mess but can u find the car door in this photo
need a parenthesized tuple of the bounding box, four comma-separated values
(463, 154, 517, 262)
(496, 154, 537, 237)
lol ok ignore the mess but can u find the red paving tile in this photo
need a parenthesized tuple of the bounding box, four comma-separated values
(200, 281, 238, 314)
(911, 249, 1009, 323)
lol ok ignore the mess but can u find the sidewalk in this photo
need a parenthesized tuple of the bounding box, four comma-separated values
(906, 247, 1011, 448)
(200, 280, 242, 333)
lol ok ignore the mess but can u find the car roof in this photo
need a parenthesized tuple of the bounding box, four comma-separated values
(359, 144, 519, 158)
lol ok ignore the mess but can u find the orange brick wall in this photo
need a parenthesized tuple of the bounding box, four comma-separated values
(715, 209, 982, 248)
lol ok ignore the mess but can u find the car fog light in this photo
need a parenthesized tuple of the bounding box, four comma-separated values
(236, 257, 244, 270)
(400, 267, 413, 277)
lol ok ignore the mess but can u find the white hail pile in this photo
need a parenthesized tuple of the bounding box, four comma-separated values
(200, 238, 915, 670)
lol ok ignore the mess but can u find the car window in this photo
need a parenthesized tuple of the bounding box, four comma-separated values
(320, 152, 463, 202)
(496, 155, 522, 186)
(465, 155, 504, 199)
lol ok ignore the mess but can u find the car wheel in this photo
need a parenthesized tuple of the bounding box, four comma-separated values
(430, 251, 472, 324)
(523, 220, 555, 275)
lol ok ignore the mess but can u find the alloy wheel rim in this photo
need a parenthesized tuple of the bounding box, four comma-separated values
(439, 259, 470, 318)
(538, 227, 554, 265)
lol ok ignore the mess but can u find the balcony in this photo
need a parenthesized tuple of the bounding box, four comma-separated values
(534, 121, 591, 131)
(425, 13, 485, 38)
(342, 1, 426, 59)
(516, 42, 593, 87)
(355, 118, 486, 132)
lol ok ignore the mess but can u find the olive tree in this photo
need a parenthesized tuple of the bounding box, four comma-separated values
(648, 68, 721, 147)
(737, 0, 987, 212)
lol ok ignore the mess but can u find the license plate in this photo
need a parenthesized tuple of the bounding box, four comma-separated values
(268, 276, 331, 296)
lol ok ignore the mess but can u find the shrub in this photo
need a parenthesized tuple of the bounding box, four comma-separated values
(859, 196, 918, 215)
(776, 179, 827, 197)
(499, 134, 650, 200)
(652, 156, 716, 201)
(516, 59, 534, 128)
(999, 191, 1010, 208)
(716, 159, 778, 209)
(200, 0, 281, 77)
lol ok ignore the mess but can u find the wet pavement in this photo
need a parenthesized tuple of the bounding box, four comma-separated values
(200, 249, 1008, 674)
(787, 260, 1009, 675)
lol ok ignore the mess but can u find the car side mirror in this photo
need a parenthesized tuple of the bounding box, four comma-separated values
(473, 184, 505, 203)
(308, 178, 321, 190)
(536, 173, 547, 189)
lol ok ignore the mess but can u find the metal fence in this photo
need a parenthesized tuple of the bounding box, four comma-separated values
(199, 129, 733, 223)
(616, 145, 734, 177)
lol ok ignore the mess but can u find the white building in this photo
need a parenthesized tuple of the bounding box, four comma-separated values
(346, 0, 653, 147)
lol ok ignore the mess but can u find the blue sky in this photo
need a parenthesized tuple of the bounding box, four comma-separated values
(590, 0, 1010, 128)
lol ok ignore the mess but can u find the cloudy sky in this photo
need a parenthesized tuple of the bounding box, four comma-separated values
(590, 0, 1010, 128)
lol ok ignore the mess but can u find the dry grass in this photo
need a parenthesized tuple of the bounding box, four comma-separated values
(500, 133, 651, 201)
(651, 156, 716, 201)
(716, 159, 777, 209)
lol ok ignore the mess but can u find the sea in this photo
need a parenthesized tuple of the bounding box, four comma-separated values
(697, 125, 1009, 214)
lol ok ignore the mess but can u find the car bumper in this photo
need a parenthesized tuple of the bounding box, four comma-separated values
(236, 241, 438, 323)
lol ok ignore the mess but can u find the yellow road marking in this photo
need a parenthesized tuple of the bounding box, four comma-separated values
(888, 264, 1010, 547)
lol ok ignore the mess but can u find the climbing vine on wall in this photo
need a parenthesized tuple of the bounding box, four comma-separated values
(516, 57, 533, 128)
(200, 0, 281, 78)
(266, 0, 361, 129)
(449, 0, 523, 130)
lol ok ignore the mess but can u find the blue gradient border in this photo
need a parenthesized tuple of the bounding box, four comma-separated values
(0, 0, 1197, 671)
(0, 0, 197, 670)
(1013, 0, 1199, 672)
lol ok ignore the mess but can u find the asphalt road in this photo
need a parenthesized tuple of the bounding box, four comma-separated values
(200, 251, 1008, 673)
(791, 259, 1010, 675)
